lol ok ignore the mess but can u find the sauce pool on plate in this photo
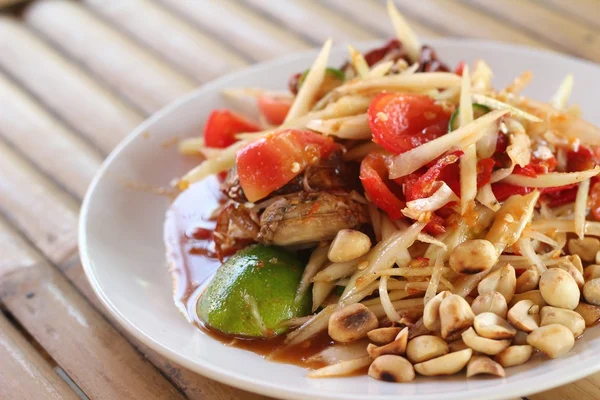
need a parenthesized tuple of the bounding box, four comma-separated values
(164, 176, 330, 368)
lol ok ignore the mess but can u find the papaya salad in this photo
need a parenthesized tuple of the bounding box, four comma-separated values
(166, 1, 600, 383)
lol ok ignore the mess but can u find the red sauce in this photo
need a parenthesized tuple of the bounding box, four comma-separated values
(164, 177, 331, 369)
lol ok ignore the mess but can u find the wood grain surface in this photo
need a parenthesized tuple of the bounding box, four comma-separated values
(1, 1, 600, 399)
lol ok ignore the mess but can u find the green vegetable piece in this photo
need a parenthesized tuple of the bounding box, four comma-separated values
(197, 244, 312, 338)
(298, 67, 345, 89)
(448, 103, 491, 132)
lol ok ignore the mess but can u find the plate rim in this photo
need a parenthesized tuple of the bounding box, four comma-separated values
(79, 37, 600, 400)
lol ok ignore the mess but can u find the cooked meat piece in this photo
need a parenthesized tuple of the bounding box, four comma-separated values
(213, 201, 259, 259)
(258, 191, 368, 246)
(418, 46, 450, 73)
(221, 148, 356, 203)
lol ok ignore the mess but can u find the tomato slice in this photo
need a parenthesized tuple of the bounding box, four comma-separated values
(236, 130, 338, 202)
(257, 95, 292, 125)
(360, 153, 406, 220)
(204, 109, 261, 148)
(368, 93, 451, 154)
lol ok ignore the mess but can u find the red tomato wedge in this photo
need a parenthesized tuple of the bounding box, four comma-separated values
(257, 95, 292, 125)
(360, 153, 405, 220)
(236, 130, 338, 202)
(368, 93, 451, 154)
(204, 109, 261, 148)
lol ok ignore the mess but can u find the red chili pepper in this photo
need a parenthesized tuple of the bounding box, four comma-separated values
(360, 152, 406, 220)
(540, 184, 577, 194)
(567, 145, 598, 172)
(543, 187, 578, 207)
(454, 61, 466, 76)
(514, 156, 558, 177)
(496, 132, 508, 153)
(591, 181, 600, 220)
(491, 183, 533, 202)
(476, 158, 495, 189)
(424, 214, 447, 235)
(405, 150, 463, 201)
(363, 39, 402, 66)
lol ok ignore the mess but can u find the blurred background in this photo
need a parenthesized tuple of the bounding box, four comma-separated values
(1, 1, 599, 399)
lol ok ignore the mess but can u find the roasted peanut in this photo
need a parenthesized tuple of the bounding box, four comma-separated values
(328, 304, 378, 342)
(447, 339, 469, 353)
(462, 327, 510, 355)
(466, 356, 505, 378)
(367, 327, 402, 345)
(583, 279, 600, 306)
(574, 302, 600, 326)
(449, 239, 497, 275)
(509, 290, 547, 308)
(471, 291, 508, 319)
(367, 327, 408, 358)
(540, 306, 586, 337)
(539, 268, 580, 310)
(584, 265, 600, 282)
(507, 300, 540, 333)
(439, 294, 475, 339)
(368, 355, 415, 382)
(478, 264, 516, 303)
(328, 229, 371, 263)
(413, 348, 473, 376)
(423, 291, 451, 331)
(527, 324, 574, 359)
(568, 255, 584, 274)
(474, 312, 516, 339)
(494, 345, 533, 367)
(515, 266, 540, 294)
(568, 237, 600, 262)
(512, 330, 529, 345)
(406, 335, 449, 363)
(552, 261, 585, 289)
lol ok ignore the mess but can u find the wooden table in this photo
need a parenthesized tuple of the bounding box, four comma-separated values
(1, 0, 600, 399)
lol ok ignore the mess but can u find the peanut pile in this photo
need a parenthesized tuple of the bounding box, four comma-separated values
(324, 249, 600, 382)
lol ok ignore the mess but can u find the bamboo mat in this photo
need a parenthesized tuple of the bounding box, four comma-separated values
(1, 1, 599, 399)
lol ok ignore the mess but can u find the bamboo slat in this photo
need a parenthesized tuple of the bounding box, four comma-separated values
(1, 1, 600, 399)
(390, 0, 549, 48)
(242, 0, 378, 44)
(323, 0, 442, 38)
(542, 0, 600, 30)
(0, 312, 79, 400)
(0, 141, 79, 264)
(466, 0, 600, 63)
(23, 0, 196, 114)
(85, 0, 248, 83)
(0, 16, 143, 153)
(0, 217, 184, 400)
(159, 0, 310, 61)
(0, 72, 102, 198)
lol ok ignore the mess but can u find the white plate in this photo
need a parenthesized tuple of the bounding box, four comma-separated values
(80, 39, 600, 400)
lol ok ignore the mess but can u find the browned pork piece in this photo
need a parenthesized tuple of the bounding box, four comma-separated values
(258, 191, 368, 246)
(213, 191, 368, 255)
